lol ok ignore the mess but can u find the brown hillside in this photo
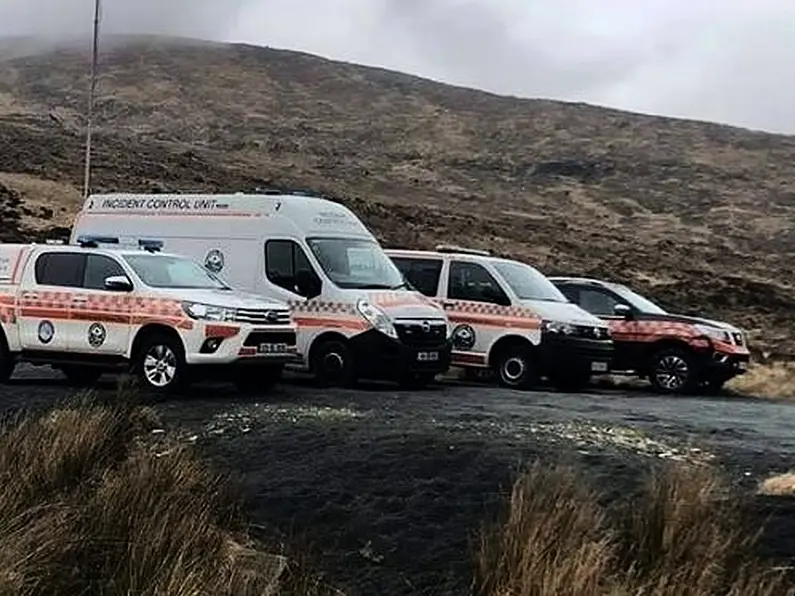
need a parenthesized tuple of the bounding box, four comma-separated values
(2, 35, 795, 355)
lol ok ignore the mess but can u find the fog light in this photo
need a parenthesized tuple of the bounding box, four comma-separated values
(201, 338, 223, 353)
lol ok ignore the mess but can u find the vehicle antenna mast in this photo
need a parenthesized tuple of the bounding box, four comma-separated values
(82, 0, 101, 199)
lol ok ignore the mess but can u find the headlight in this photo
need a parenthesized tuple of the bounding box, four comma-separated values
(542, 320, 575, 335)
(356, 299, 397, 339)
(182, 302, 237, 322)
(694, 324, 729, 342)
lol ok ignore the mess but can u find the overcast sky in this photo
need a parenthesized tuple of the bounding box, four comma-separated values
(2, 0, 794, 134)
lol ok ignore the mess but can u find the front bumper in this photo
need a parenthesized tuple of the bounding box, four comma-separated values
(695, 348, 750, 381)
(348, 329, 452, 380)
(539, 332, 615, 376)
(184, 323, 300, 366)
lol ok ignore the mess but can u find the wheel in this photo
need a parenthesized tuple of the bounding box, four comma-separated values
(398, 372, 436, 390)
(310, 338, 355, 387)
(233, 365, 283, 394)
(494, 344, 539, 390)
(132, 333, 186, 394)
(648, 346, 697, 394)
(61, 365, 103, 387)
(0, 332, 14, 383)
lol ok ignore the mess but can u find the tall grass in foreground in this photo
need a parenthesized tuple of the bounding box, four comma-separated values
(474, 462, 794, 596)
(0, 389, 331, 596)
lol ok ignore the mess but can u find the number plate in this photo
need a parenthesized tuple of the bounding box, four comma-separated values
(591, 361, 609, 372)
(258, 343, 288, 354)
(417, 351, 439, 362)
(737, 360, 748, 370)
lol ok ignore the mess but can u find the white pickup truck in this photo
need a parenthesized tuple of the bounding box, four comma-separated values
(0, 236, 299, 393)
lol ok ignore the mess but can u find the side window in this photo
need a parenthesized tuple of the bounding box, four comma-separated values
(83, 255, 127, 290)
(448, 261, 510, 305)
(34, 253, 86, 288)
(265, 240, 321, 297)
(579, 289, 619, 316)
(391, 257, 442, 297)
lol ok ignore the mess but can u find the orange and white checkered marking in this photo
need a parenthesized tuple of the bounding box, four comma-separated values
(609, 320, 749, 355)
(11, 290, 193, 330)
(440, 299, 541, 330)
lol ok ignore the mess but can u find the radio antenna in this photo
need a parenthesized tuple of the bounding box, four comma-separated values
(82, 0, 101, 199)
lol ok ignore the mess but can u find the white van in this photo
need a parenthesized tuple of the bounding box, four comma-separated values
(70, 191, 452, 388)
(385, 245, 614, 391)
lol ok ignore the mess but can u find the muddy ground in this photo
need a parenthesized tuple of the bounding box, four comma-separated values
(3, 365, 795, 595)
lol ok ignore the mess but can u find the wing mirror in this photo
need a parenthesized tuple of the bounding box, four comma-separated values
(104, 275, 133, 292)
(613, 303, 632, 319)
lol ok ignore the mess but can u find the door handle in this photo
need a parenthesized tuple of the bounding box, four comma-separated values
(71, 296, 88, 303)
(21, 292, 38, 300)
(442, 301, 455, 309)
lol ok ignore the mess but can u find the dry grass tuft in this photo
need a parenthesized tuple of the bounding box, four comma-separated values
(475, 461, 794, 596)
(759, 472, 795, 497)
(728, 361, 795, 399)
(0, 389, 325, 596)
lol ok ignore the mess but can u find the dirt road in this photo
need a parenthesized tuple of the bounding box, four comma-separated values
(4, 366, 795, 595)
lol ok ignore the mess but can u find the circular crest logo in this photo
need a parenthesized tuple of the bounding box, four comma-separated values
(38, 320, 55, 344)
(204, 249, 225, 273)
(451, 323, 476, 350)
(88, 322, 106, 348)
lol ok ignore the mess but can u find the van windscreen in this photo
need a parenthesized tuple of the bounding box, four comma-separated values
(307, 237, 406, 290)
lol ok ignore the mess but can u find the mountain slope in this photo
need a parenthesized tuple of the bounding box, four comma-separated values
(2, 35, 795, 354)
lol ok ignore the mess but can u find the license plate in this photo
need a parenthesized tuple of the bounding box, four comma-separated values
(591, 361, 608, 372)
(258, 343, 288, 354)
(737, 361, 748, 370)
(417, 351, 439, 362)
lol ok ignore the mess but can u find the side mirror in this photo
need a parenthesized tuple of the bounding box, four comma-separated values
(104, 275, 133, 292)
(613, 303, 632, 319)
(295, 270, 321, 299)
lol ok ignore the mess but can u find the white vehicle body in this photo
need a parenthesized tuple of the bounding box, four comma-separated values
(70, 192, 452, 386)
(385, 246, 615, 390)
(0, 241, 298, 392)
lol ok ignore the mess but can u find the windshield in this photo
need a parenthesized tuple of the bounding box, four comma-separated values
(492, 261, 568, 302)
(609, 283, 667, 314)
(123, 254, 231, 290)
(307, 237, 406, 290)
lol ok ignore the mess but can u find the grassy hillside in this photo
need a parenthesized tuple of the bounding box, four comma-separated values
(2, 35, 795, 354)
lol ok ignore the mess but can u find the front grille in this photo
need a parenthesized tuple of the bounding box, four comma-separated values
(234, 308, 291, 325)
(243, 331, 297, 347)
(571, 324, 611, 341)
(395, 320, 447, 347)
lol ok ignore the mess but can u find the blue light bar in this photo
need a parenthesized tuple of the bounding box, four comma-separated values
(138, 239, 164, 252)
(76, 235, 120, 247)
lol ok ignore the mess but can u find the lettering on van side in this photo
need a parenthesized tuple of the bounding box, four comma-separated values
(95, 198, 230, 211)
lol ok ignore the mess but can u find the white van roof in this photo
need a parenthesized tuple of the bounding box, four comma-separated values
(80, 192, 375, 240)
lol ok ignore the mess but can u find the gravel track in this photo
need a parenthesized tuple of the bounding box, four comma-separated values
(3, 365, 795, 595)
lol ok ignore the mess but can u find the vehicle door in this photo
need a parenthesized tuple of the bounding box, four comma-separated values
(68, 253, 133, 355)
(442, 259, 512, 367)
(389, 256, 444, 298)
(564, 284, 639, 370)
(17, 251, 85, 352)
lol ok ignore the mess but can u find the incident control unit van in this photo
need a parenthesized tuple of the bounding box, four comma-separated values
(385, 245, 614, 391)
(70, 190, 453, 388)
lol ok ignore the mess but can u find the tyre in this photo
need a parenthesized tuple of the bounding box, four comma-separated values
(233, 365, 284, 394)
(0, 332, 14, 383)
(132, 332, 186, 394)
(310, 338, 355, 387)
(61, 365, 103, 388)
(648, 346, 697, 394)
(494, 344, 538, 390)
